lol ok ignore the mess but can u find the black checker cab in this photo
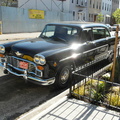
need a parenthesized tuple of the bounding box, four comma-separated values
(0, 22, 116, 88)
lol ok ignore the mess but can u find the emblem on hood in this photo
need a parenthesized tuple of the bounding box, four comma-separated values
(15, 51, 23, 57)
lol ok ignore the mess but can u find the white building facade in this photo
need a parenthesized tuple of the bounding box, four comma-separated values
(101, 0, 112, 24)
(69, 0, 88, 21)
(18, 0, 70, 12)
(88, 0, 102, 22)
(18, 0, 88, 22)
(17, 0, 119, 24)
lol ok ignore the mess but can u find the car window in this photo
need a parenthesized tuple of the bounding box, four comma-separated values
(41, 25, 80, 43)
(42, 25, 55, 37)
(92, 27, 110, 40)
(105, 29, 110, 37)
(81, 28, 93, 42)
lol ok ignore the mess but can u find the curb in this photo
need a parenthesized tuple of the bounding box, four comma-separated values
(16, 89, 69, 120)
(0, 38, 31, 41)
(16, 63, 112, 120)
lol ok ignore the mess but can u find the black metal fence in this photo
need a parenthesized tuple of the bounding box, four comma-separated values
(69, 50, 120, 111)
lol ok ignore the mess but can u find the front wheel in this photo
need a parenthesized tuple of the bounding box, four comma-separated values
(55, 65, 71, 89)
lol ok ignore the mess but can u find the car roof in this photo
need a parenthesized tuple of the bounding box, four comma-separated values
(47, 21, 107, 29)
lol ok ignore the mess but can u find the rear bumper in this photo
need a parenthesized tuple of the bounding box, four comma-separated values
(0, 59, 55, 86)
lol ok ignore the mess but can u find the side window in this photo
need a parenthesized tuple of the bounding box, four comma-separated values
(105, 29, 110, 37)
(43, 25, 55, 37)
(92, 27, 106, 40)
(81, 28, 92, 42)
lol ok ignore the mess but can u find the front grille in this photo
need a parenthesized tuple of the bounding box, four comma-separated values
(7, 56, 36, 72)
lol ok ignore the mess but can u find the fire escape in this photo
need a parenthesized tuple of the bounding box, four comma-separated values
(76, 0, 87, 21)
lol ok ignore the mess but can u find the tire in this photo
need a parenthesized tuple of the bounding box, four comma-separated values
(55, 65, 72, 89)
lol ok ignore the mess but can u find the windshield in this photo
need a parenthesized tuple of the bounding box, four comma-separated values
(40, 25, 80, 43)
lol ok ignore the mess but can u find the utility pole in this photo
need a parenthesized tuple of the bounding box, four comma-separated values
(61, 0, 63, 12)
(57, 0, 66, 12)
(110, 25, 119, 82)
(36, 0, 37, 9)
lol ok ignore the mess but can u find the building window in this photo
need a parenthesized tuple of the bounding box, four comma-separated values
(102, 3, 104, 10)
(105, 3, 106, 11)
(90, 0, 92, 5)
(97, 2, 98, 9)
(77, 0, 78, 4)
(107, 4, 109, 11)
(72, 0, 74, 3)
(81, 0, 83, 5)
(73, 11, 75, 20)
(99, 2, 101, 9)
(83, 13, 85, 20)
(109, 5, 111, 11)
(93, 3, 95, 8)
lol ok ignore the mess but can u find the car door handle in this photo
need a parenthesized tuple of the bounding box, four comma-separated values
(86, 41, 95, 45)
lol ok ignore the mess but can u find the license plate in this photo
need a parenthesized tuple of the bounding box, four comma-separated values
(19, 61, 28, 69)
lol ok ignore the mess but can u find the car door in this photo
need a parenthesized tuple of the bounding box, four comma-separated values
(92, 27, 109, 62)
(73, 27, 96, 68)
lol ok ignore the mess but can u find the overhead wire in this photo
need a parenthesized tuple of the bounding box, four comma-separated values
(40, 0, 50, 11)
(52, 0, 62, 11)
(19, 0, 62, 12)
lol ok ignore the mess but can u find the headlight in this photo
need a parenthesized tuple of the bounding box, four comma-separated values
(34, 55, 46, 65)
(0, 45, 5, 54)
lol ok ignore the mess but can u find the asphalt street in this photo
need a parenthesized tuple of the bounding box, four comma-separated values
(0, 70, 64, 120)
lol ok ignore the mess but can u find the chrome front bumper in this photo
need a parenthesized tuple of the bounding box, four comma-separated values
(0, 57, 55, 86)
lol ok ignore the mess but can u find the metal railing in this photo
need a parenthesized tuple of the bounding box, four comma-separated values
(69, 49, 120, 111)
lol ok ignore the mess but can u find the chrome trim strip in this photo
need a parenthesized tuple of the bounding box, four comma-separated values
(27, 76, 55, 85)
(60, 44, 108, 62)
(7, 66, 55, 85)
(7, 67, 26, 77)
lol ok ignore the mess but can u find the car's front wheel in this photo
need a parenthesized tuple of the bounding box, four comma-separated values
(55, 65, 71, 89)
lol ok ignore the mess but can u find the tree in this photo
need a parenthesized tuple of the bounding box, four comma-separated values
(96, 13, 104, 23)
(0, 0, 17, 7)
(112, 8, 120, 24)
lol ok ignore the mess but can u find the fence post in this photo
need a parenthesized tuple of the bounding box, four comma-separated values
(110, 25, 119, 82)
(0, 21, 2, 35)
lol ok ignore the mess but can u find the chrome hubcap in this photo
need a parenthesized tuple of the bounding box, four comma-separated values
(60, 68, 70, 84)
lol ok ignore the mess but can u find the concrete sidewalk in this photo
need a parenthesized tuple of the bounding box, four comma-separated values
(0, 32, 40, 41)
(17, 89, 120, 120)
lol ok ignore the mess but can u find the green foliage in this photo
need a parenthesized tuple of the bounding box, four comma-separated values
(112, 9, 120, 24)
(96, 13, 104, 23)
(106, 93, 120, 106)
(73, 79, 105, 101)
(0, 0, 16, 6)
(101, 73, 111, 81)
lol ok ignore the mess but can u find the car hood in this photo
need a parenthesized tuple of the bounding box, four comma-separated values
(11, 38, 68, 57)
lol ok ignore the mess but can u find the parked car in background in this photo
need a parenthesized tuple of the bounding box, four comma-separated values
(110, 25, 120, 36)
(0, 22, 116, 88)
(105, 24, 112, 32)
(111, 26, 117, 31)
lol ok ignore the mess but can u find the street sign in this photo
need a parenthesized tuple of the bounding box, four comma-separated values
(29, 9, 44, 19)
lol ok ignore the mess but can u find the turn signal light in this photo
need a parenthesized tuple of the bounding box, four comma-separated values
(37, 66, 44, 70)
(53, 62, 57, 67)
(0, 54, 5, 57)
